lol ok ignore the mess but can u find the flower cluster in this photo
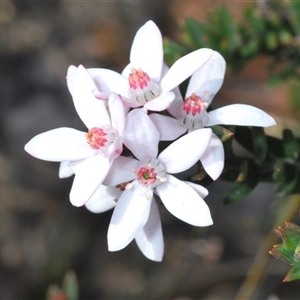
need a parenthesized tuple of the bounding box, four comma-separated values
(25, 20, 276, 261)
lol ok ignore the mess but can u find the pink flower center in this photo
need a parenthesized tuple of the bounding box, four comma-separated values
(179, 93, 209, 130)
(128, 68, 160, 105)
(182, 93, 203, 115)
(85, 125, 118, 153)
(135, 158, 166, 188)
(137, 166, 157, 185)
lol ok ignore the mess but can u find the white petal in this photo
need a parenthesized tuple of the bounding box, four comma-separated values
(106, 136, 123, 164)
(109, 93, 126, 135)
(66, 65, 77, 96)
(166, 86, 184, 119)
(120, 94, 142, 108)
(149, 113, 186, 141)
(207, 104, 277, 127)
(156, 175, 213, 226)
(72, 65, 110, 128)
(183, 181, 209, 199)
(59, 161, 74, 178)
(88, 68, 129, 96)
(144, 92, 175, 111)
(158, 128, 212, 174)
(123, 109, 160, 160)
(103, 156, 137, 186)
(160, 48, 214, 94)
(108, 181, 152, 251)
(24, 128, 94, 162)
(200, 133, 224, 180)
(186, 51, 226, 106)
(85, 185, 121, 213)
(69, 155, 110, 207)
(135, 198, 164, 261)
(130, 21, 163, 82)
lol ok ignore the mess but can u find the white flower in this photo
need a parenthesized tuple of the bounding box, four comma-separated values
(81, 20, 214, 112)
(102, 111, 214, 259)
(25, 65, 127, 207)
(150, 51, 277, 180)
(85, 183, 165, 261)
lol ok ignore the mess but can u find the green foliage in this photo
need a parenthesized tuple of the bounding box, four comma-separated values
(164, 2, 300, 83)
(164, 2, 300, 204)
(270, 222, 300, 282)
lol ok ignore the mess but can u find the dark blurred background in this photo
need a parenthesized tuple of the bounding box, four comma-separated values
(0, 1, 299, 299)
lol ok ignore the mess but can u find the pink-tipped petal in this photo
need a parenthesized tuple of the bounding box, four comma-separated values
(207, 104, 276, 127)
(149, 113, 186, 141)
(156, 175, 213, 226)
(24, 128, 94, 162)
(135, 198, 164, 261)
(85, 185, 121, 213)
(72, 65, 110, 128)
(186, 51, 226, 106)
(108, 181, 152, 251)
(123, 109, 160, 160)
(158, 128, 212, 174)
(200, 133, 224, 180)
(130, 21, 163, 82)
(160, 48, 214, 94)
(69, 155, 110, 207)
(144, 91, 175, 111)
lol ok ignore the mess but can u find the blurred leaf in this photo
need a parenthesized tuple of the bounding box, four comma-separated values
(223, 160, 259, 204)
(46, 271, 78, 300)
(266, 31, 278, 50)
(163, 38, 189, 66)
(223, 176, 259, 205)
(252, 127, 267, 163)
(62, 271, 79, 300)
(267, 136, 284, 157)
(183, 17, 207, 49)
(283, 129, 300, 160)
(46, 285, 67, 300)
(273, 159, 299, 195)
(233, 126, 254, 154)
(270, 222, 300, 282)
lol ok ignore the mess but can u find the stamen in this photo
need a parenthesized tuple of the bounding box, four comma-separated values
(128, 68, 160, 104)
(135, 158, 166, 188)
(179, 93, 209, 130)
(85, 125, 118, 154)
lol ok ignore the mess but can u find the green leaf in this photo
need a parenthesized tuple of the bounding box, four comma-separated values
(211, 125, 234, 142)
(270, 222, 300, 282)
